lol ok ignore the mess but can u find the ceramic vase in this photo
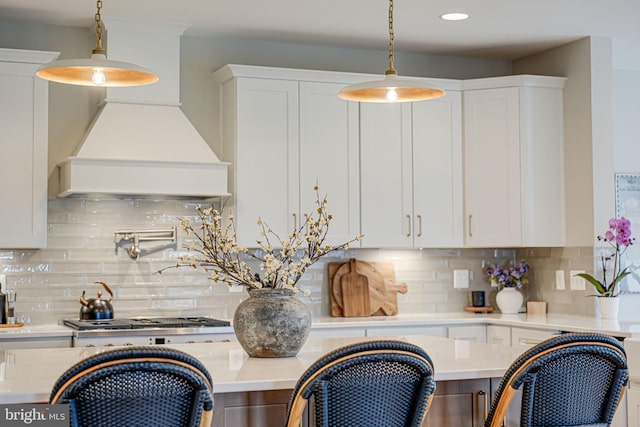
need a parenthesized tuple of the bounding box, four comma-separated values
(598, 297, 620, 319)
(233, 288, 311, 358)
(496, 287, 523, 314)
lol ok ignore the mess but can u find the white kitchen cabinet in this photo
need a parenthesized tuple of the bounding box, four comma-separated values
(628, 389, 640, 427)
(447, 325, 486, 342)
(462, 75, 566, 247)
(365, 325, 448, 338)
(307, 327, 366, 339)
(0, 48, 58, 248)
(215, 65, 359, 248)
(486, 325, 512, 346)
(0, 336, 71, 350)
(510, 326, 557, 348)
(360, 91, 463, 248)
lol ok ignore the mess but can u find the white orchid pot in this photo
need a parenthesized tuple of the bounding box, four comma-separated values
(496, 287, 523, 314)
(598, 297, 620, 319)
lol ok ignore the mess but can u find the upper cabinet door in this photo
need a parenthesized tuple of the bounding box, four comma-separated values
(360, 94, 463, 249)
(227, 77, 300, 247)
(360, 103, 414, 248)
(299, 82, 360, 247)
(412, 92, 463, 248)
(0, 49, 58, 249)
(463, 76, 566, 248)
(463, 87, 521, 247)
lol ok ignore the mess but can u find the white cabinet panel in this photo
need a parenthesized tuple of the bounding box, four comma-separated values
(463, 77, 566, 247)
(412, 95, 463, 247)
(628, 389, 640, 427)
(226, 77, 299, 247)
(486, 325, 511, 347)
(463, 88, 520, 247)
(447, 325, 486, 342)
(0, 337, 71, 350)
(299, 82, 360, 247)
(307, 327, 366, 339)
(360, 103, 411, 247)
(510, 327, 556, 348)
(218, 68, 359, 248)
(365, 325, 448, 337)
(360, 92, 463, 248)
(0, 49, 57, 248)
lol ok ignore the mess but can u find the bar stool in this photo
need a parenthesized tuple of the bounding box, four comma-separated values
(285, 339, 436, 427)
(50, 346, 214, 427)
(484, 333, 628, 427)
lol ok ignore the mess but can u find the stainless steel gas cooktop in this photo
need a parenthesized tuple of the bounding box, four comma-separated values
(63, 316, 230, 331)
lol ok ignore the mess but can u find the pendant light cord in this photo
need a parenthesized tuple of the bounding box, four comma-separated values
(92, 0, 106, 55)
(386, 0, 397, 76)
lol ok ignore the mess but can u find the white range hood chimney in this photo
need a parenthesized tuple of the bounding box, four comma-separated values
(57, 19, 229, 198)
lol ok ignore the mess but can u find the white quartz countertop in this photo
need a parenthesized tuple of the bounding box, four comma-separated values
(311, 312, 640, 337)
(2, 312, 639, 341)
(0, 324, 73, 339)
(0, 334, 526, 404)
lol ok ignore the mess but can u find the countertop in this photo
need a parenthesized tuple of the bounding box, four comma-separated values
(0, 324, 73, 339)
(310, 312, 640, 338)
(2, 312, 640, 340)
(0, 334, 526, 404)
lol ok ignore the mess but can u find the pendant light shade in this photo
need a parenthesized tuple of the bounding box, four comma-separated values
(36, 0, 158, 87)
(339, 0, 444, 103)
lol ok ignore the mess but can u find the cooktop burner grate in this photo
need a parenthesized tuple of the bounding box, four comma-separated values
(63, 316, 230, 331)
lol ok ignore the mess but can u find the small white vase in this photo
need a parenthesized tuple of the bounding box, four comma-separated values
(598, 297, 620, 319)
(496, 287, 523, 314)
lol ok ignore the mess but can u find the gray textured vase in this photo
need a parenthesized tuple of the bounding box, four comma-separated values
(233, 288, 312, 358)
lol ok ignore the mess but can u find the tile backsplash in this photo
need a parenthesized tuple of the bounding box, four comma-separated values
(0, 198, 595, 324)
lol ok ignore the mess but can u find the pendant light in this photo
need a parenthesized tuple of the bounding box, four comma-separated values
(338, 0, 445, 103)
(36, 0, 158, 87)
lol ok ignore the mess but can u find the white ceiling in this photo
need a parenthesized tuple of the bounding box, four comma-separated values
(1, 0, 639, 60)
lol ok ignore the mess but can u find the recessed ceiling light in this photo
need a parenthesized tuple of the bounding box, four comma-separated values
(440, 12, 470, 21)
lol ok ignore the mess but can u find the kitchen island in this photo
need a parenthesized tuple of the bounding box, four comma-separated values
(0, 330, 631, 426)
(0, 334, 528, 426)
(0, 334, 524, 403)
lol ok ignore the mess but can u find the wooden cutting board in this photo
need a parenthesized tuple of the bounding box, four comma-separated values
(328, 259, 407, 317)
(340, 258, 371, 317)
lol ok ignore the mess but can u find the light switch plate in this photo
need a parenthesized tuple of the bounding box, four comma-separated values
(453, 269, 470, 288)
(555, 270, 565, 290)
(570, 270, 586, 291)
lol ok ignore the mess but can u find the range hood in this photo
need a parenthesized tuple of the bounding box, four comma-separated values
(57, 19, 229, 199)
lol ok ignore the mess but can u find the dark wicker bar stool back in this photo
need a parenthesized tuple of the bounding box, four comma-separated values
(485, 333, 628, 427)
(50, 346, 214, 427)
(285, 340, 436, 427)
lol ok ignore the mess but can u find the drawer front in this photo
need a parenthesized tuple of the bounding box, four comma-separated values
(510, 327, 556, 348)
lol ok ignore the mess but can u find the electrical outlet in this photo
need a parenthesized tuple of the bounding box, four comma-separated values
(570, 270, 586, 291)
(228, 283, 244, 293)
(453, 269, 469, 289)
(555, 270, 565, 290)
(0, 274, 5, 293)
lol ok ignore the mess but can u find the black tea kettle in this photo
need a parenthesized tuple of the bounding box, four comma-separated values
(79, 281, 114, 320)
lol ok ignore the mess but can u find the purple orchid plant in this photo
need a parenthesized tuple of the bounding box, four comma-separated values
(485, 260, 529, 289)
(576, 217, 634, 298)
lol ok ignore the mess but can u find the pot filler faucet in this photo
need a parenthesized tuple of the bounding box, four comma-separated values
(114, 227, 177, 260)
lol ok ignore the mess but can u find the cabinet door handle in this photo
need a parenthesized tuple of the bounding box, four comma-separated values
(292, 213, 297, 229)
(417, 215, 423, 237)
(468, 214, 473, 237)
(478, 390, 488, 422)
(406, 214, 411, 237)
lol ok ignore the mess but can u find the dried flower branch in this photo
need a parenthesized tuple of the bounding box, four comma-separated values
(158, 186, 362, 295)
